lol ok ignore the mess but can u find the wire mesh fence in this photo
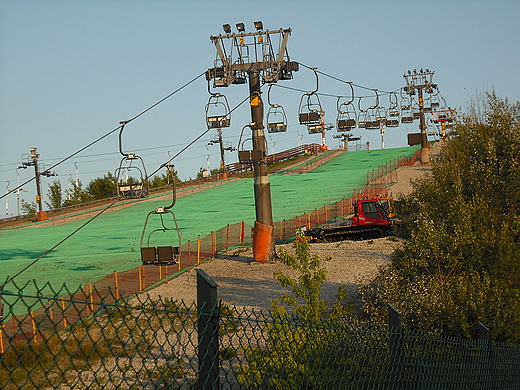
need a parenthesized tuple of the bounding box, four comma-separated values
(1, 280, 520, 390)
(1, 149, 441, 388)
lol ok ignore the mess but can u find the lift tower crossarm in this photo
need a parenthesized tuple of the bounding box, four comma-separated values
(207, 28, 297, 87)
(210, 28, 292, 43)
(211, 38, 229, 68)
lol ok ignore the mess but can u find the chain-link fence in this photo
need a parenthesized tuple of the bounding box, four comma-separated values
(2, 149, 452, 389)
(1, 271, 519, 389)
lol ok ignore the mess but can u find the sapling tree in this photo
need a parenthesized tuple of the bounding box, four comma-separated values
(238, 236, 353, 389)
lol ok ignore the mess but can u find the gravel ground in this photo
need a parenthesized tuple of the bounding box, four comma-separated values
(139, 143, 441, 312)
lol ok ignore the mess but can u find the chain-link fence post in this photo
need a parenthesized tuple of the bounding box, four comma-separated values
(388, 303, 403, 386)
(479, 322, 495, 390)
(197, 269, 220, 390)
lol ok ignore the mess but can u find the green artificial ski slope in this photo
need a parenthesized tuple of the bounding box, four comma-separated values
(0, 146, 418, 299)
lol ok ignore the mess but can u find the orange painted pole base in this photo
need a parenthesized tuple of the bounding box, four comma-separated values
(252, 221, 273, 263)
(36, 211, 49, 222)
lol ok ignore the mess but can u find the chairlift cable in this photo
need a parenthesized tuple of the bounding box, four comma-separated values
(0, 198, 121, 289)
(272, 83, 386, 100)
(125, 71, 206, 123)
(147, 92, 251, 179)
(1, 71, 206, 201)
(299, 62, 400, 95)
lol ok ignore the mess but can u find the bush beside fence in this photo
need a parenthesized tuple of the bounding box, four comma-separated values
(1, 272, 519, 389)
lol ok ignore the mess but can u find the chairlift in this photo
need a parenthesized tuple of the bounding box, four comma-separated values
(423, 84, 437, 111)
(237, 124, 266, 164)
(266, 84, 288, 133)
(432, 109, 456, 124)
(400, 88, 414, 124)
(429, 90, 441, 109)
(298, 68, 324, 126)
(357, 97, 367, 129)
(114, 121, 149, 199)
(307, 123, 324, 134)
(140, 165, 182, 265)
(205, 81, 231, 129)
(375, 106, 387, 127)
(336, 83, 357, 132)
(364, 90, 381, 130)
(386, 92, 400, 127)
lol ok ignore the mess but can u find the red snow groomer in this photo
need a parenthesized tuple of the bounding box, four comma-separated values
(305, 197, 394, 241)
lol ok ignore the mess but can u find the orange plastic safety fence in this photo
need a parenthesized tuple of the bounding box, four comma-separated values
(0, 153, 414, 350)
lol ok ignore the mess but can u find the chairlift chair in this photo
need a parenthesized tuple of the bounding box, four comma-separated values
(400, 89, 414, 124)
(298, 67, 323, 126)
(298, 94, 323, 126)
(205, 83, 231, 129)
(115, 121, 149, 199)
(357, 97, 367, 129)
(267, 106, 288, 133)
(237, 124, 266, 164)
(431, 109, 455, 124)
(115, 158, 149, 198)
(412, 99, 421, 120)
(336, 107, 357, 131)
(266, 84, 288, 133)
(429, 90, 441, 109)
(140, 166, 182, 265)
(386, 92, 400, 127)
(307, 123, 324, 134)
(336, 84, 357, 132)
(363, 91, 381, 130)
(375, 105, 387, 127)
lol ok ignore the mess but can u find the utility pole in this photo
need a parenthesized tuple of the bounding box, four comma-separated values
(19, 147, 57, 221)
(206, 22, 298, 262)
(403, 69, 437, 163)
(208, 128, 235, 179)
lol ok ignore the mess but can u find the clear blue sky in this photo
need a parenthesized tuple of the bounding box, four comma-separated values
(1, 0, 519, 217)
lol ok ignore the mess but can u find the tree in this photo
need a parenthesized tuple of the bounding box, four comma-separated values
(20, 199, 37, 216)
(85, 172, 115, 200)
(271, 236, 350, 322)
(45, 180, 63, 209)
(196, 167, 219, 179)
(63, 179, 90, 206)
(149, 168, 180, 188)
(238, 237, 353, 388)
(360, 92, 520, 342)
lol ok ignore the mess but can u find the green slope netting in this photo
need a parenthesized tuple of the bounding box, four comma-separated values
(0, 146, 418, 295)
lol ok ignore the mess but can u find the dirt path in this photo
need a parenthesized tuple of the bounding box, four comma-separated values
(136, 143, 441, 312)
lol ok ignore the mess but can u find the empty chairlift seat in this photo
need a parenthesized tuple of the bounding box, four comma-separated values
(141, 245, 180, 265)
(139, 166, 182, 266)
